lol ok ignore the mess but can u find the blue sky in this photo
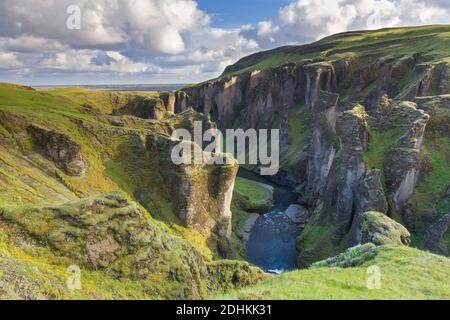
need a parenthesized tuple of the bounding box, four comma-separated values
(0, 0, 449, 85)
(198, 0, 290, 28)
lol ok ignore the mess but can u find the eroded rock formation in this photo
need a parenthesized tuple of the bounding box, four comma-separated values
(165, 31, 449, 265)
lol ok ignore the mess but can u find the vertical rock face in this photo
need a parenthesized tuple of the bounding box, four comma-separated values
(177, 64, 302, 131)
(384, 102, 430, 213)
(146, 135, 239, 240)
(361, 211, 411, 246)
(349, 170, 388, 245)
(322, 105, 369, 235)
(421, 214, 450, 256)
(28, 125, 87, 176)
(305, 91, 339, 203)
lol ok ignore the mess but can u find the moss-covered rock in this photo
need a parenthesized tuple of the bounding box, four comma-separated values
(311, 243, 379, 268)
(27, 125, 88, 177)
(361, 211, 411, 246)
(206, 260, 268, 293)
(421, 213, 450, 256)
(1, 193, 209, 299)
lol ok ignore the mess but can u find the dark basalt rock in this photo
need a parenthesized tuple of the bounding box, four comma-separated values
(27, 125, 87, 176)
(421, 214, 450, 255)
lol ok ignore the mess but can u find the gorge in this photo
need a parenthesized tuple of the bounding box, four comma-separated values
(0, 25, 449, 300)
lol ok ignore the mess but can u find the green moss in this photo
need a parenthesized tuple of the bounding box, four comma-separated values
(0, 223, 151, 300)
(312, 243, 379, 268)
(364, 128, 403, 171)
(217, 246, 450, 300)
(206, 260, 267, 294)
(409, 137, 450, 234)
(410, 233, 423, 248)
(296, 206, 340, 267)
(280, 104, 311, 168)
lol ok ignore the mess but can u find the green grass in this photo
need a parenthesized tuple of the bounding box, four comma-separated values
(280, 104, 311, 169)
(216, 246, 450, 300)
(409, 137, 450, 234)
(296, 206, 339, 267)
(219, 25, 450, 79)
(363, 128, 403, 171)
(234, 176, 273, 208)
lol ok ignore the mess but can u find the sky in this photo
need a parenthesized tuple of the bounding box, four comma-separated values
(0, 0, 449, 85)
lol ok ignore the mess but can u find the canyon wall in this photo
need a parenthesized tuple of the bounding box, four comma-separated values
(167, 50, 450, 265)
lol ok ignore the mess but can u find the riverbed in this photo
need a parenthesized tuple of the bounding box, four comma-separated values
(238, 169, 301, 273)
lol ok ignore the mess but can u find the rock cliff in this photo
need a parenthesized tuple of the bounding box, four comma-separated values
(167, 26, 450, 265)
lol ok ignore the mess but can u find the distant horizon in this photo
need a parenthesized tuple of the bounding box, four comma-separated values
(29, 83, 189, 92)
(31, 83, 191, 87)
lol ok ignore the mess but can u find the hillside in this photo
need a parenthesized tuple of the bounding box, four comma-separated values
(220, 25, 450, 77)
(218, 245, 450, 300)
(0, 83, 265, 299)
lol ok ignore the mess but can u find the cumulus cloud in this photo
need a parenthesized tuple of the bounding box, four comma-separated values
(40, 50, 148, 73)
(0, 0, 448, 84)
(275, 0, 450, 40)
(0, 52, 23, 69)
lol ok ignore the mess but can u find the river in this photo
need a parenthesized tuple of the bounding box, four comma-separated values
(238, 169, 301, 274)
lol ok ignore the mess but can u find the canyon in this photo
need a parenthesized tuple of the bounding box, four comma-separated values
(0, 25, 449, 299)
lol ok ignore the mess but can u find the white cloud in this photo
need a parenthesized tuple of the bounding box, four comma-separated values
(0, 52, 23, 69)
(40, 49, 149, 73)
(277, 0, 450, 40)
(0, 0, 448, 83)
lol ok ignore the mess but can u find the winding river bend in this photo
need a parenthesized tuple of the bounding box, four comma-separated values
(238, 169, 301, 273)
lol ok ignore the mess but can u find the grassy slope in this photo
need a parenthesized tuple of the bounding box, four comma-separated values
(220, 25, 450, 79)
(217, 246, 450, 300)
(234, 177, 273, 208)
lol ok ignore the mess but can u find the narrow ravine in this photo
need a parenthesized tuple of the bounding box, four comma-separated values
(238, 169, 301, 273)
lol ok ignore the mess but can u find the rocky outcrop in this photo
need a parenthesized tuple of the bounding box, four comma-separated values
(384, 102, 430, 213)
(78, 115, 238, 256)
(305, 91, 339, 202)
(349, 170, 388, 245)
(285, 205, 309, 226)
(361, 211, 411, 246)
(114, 96, 168, 120)
(146, 135, 238, 241)
(322, 105, 368, 235)
(312, 243, 379, 268)
(1, 192, 208, 299)
(27, 125, 87, 176)
(206, 260, 268, 293)
(421, 214, 450, 256)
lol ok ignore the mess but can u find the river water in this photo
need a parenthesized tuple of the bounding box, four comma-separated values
(238, 169, 301, 273)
